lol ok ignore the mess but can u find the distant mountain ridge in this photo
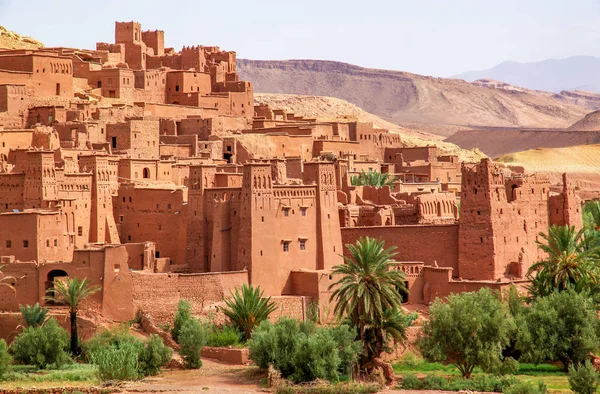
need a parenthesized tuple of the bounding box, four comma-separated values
(454, 56, 600, 94)
(238, 59, 593, 136)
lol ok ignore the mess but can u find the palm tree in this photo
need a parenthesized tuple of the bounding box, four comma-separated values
(527, 225, 600, 298)
(583, 201, 600, 230)
(329, 237, 409, 366)
(221, 284, 276, 341)
(19, 303, 49, 328)
(45, 277, 100, 355)
(350, 171, 397, 189)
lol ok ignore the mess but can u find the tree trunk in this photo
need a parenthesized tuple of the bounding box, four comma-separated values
(70, 310, 79, 355)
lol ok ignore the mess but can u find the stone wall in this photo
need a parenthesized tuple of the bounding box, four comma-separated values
(341, 224, 459, 271)
(131, 270, 248, 323)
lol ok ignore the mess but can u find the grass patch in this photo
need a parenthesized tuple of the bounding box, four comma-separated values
(275, 382, 380, 394)
(0, 363, 99, 390)
(394, 352, 570, 393)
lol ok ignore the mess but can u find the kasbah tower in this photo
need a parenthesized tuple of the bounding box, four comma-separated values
(0, 20, 582, 338)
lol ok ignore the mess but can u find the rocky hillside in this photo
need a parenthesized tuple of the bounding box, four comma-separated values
(0, 26, 43, 50)
(238, 59, 592, 136)
(255, 94, 485, 162)
(568, 110, 600, 130)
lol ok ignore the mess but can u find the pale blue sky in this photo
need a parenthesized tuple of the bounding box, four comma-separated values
(1, 0, 600, 77)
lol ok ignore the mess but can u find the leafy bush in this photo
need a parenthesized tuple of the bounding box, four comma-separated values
(422, 374, 448, 390)
(19, 303, 49, 328)
(179, 318, 208, 369)
(248, 318, 362, 383)
(569, 361, 599, 394)
(206, 325, 242, 347)
(221, 284, 276, 341)
(139, 334, 173, 376)
(496, 357, 520, 376)
(86, 328, 172, 381)
(171, 299, 193, 343)
(10, 318, 70, 369)
(401, 374, 422, 389)
(0, 339, 12, 377)
(503, 381, 548, 394)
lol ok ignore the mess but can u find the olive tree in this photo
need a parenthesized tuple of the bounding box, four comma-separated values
(419, 288, 515, 379)
(516, 289, 600, 370)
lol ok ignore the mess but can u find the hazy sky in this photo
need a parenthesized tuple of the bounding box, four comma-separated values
(1, 0, 600, 77)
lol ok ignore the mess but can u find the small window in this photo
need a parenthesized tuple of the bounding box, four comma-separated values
(283, 208, 290, 217)
(54, 239, 57, 247)
(300, 240, 306, 250)
(168, 204, 172, 210)
(283, 241, 290, 252)
(6, 240, 11, 248)
(119, 215, 124, 223)
(23, 240, 29, 248)
(158, 224, 162, 231)
(301, 208, 307, 216)
(175, 85, 180, 92)
(77, 227, 83, 236)
(128, 235, 131, 241)
(46, 240, 50, 247)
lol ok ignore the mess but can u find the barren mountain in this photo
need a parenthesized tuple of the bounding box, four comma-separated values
(568, 109, 600, 130)
(238, 59, 591, 136)
(0, 26, 43, 50)
(254, 93, 486, 162)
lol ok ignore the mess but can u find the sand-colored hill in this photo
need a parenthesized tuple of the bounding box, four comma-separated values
(496, 145, 600, 192)
(239, 59, 592, 136)
(445, 128, 600, 158)
(255, 93, 486, 162)
(0, 26, 43, 50)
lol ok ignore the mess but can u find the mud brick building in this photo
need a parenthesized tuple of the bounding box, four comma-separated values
(0, 21, 584, 340)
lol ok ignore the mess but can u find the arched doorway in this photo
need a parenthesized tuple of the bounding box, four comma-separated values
(142, 168, 150, 179)
(45, 269, 68, 304)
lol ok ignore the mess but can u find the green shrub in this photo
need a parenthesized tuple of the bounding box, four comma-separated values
(422, 375, 448, 390)
(503, 381, 548, 394)
(497, 357, 520, 376)
(401, 374, 422, 389)
(569, 361, 599, 394)
(89, 338, 141, 381)
(445, 375, 518, 392)
(139, 334, 173, 376)
(10, 318, 70, 369)
(275, 382, 380, 394)
(206, 325, 241, 347)
(0, 338, 12, 377)
(86, 328, 172, 381)
(171, 299, 193, 343)
(248, 318, 361, 383)
(179, 318, 207, 369)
